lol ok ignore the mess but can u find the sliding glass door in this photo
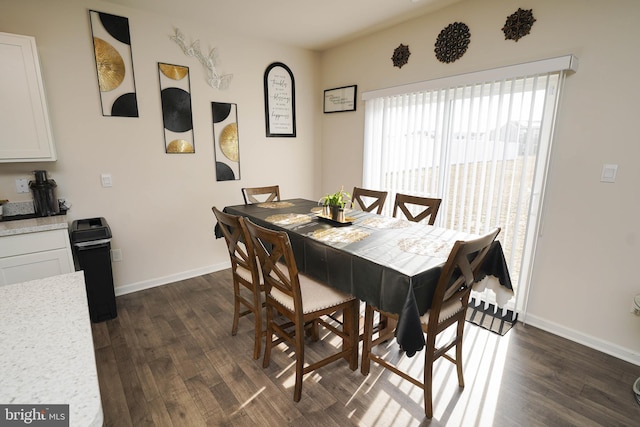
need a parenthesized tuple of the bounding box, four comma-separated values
(363, 62, 571, 314)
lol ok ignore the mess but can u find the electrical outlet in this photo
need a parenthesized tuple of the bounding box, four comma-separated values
(15, 178, 29, 193)
(58, 198, 71, 210)
(111, 248, 122, 262)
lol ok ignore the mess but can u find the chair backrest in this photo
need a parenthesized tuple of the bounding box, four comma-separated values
(212, 207, 260, 284)
(427, 227, 501, 328)
(351, 187, 388, 214)
(243, 219, 302, 314)
(393, 193, 442, 225)
(242, 185, 280, 204)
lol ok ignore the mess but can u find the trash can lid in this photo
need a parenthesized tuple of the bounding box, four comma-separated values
(70, 217, 111, 242)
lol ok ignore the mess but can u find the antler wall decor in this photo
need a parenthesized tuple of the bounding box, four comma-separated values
(170, 28, 233, 90)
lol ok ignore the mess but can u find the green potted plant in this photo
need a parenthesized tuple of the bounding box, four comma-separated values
(319, 187, 351, 221)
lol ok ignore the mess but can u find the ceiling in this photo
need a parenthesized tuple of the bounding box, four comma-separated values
(102, 0, 461, 51)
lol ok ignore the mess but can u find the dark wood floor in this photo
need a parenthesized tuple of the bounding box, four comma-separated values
(91, 269, 640, 426)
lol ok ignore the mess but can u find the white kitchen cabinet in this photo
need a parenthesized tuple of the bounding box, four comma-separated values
(0, 32, 56, 162)
(0, 229, 74, 286)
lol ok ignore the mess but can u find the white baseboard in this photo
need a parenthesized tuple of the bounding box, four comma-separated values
(524, 313, 640, 366)
(112, 265, 640, 367)
(114, 261, 231, 296)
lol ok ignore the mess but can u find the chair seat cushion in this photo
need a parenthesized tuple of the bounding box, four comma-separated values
(419, 298, 463, 327)
(231, 241, 262, 283)
(236, 264, 261, 283)
(270, 273, 355, 314)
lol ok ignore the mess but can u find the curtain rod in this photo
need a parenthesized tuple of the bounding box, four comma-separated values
(361, 55, 578, 101)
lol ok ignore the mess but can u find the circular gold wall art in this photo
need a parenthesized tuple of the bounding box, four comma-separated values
(166, 139, 194, 153)
(159, 63, 189, 80)
(93, 37, 125, 92)
(220, 123, 239, 162)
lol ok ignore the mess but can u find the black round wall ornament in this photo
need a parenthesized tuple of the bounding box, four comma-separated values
(502, 8, 536, 42)
(111, 93, 139, 117)
(160, 87, 193, 132)
(434, 22, 471, 64)
(392, 44, 411, 68)
(98, 12, 131, 45)
(216, 161, 235, 181)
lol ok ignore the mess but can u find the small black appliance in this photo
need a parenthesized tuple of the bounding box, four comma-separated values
(29, 170, 59, 216)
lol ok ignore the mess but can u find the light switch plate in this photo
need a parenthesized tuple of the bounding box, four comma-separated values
(101, 173, 112, 188)
(600, 164, 618, 183)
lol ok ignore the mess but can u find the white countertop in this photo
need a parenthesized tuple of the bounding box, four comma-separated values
(0, 215, 69, 237)
(0, 272, 104, 427)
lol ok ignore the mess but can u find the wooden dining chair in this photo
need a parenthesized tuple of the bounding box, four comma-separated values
(212, 207, 265, 360)
(351, 187, 388, 214)
(361, 227, 501, 418)
(393, 193, 442, 225)
(244, 218, 359, 402)
(242, 185, 280, 204)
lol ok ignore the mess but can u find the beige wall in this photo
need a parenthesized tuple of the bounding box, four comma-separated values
(0, 0, 321, 291)
(3, 0, 639, 365)
(320, 0, 640, 363)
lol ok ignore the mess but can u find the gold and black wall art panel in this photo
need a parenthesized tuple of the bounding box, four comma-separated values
(212, 102, 240, 181)
(89, 10, 139, 117)
(158, 63, 194, 153)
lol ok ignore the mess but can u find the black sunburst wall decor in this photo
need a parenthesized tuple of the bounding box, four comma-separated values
(502, 8, 536, 42)
(392, 44, 411, 68)
(434, 22, 471, 64)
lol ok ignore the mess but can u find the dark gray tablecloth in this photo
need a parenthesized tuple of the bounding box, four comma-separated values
(218, 198, 513, 356)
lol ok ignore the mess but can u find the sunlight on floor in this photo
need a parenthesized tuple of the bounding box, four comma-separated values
(232, 386, 266, 415)
(257, 315, 512, 425)
(359, 323, 512, 426)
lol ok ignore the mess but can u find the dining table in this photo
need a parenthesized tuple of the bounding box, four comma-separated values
(218, 198, 514, 357)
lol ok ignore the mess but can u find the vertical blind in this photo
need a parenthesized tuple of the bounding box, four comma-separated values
(362, 56, 577, 313)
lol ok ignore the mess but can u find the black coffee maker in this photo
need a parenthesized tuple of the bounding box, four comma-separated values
(29, 170, 60, 216)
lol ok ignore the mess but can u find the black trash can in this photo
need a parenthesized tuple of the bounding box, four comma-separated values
(70, 217, 117, 322)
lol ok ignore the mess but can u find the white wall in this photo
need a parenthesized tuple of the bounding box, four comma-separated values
(0, 0, 321, 293)
(320, 0, 640, 364)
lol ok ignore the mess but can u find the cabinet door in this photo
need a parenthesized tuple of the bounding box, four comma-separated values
(0, 32, 56, 162)
(0, 248, 74, 286)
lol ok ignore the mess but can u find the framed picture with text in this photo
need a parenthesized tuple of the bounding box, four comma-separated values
(324, 85, 357, 113)
(263, 62, 296, 137)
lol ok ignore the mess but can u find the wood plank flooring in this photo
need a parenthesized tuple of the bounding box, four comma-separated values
(91, 269, 640, 426)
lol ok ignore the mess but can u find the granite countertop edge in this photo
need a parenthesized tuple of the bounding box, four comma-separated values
(0, 216, 69, 237)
